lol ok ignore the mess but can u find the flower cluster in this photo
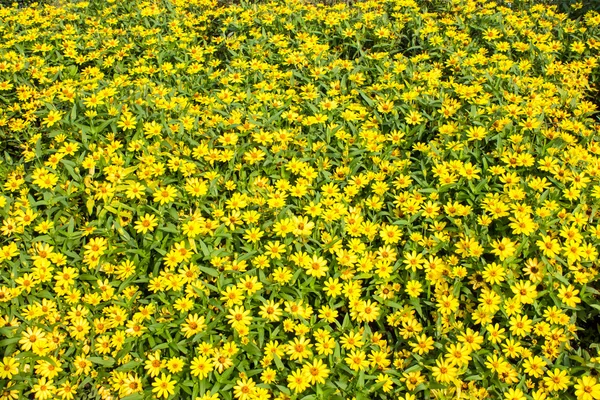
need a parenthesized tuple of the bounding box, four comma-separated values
(1, 0, 600, 399)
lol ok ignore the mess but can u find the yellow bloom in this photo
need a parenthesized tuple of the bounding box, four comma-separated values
(32, 377, 56, 400)
(118, 113, 138, 131)
(409, 334, 434, 355)
(0, 357, 19, 379)
(302, 358, 330, 385)
(511, 280, 538, 304)
(190, 355, 212, 379)
(181, 314, 206, 338)
(305, 254, 328, 278)
(437, 294, 459, 315)
(345, 349, 368, 371)
(134, 213, 158, 234)
(226, 306, 252, 330)
(144, 352, 165, 378)
(405, 110, 424, 125)
(504, 388, 526, 400)
(287, 337, 312, 361)
(445, 343, 471, 367)
(152, 374, 176, 398)
(153, 185, 178, 205)
(536, 235, 561, 258)
(259, 300, 282, 322)
(287, 368, 310, 393)
(574, 376, 600, 400)
(379, 224, 402, 245)
(431, 358, 457, 383)
(233, 378, 256, 400)
(490, 237, 516, 261)
(543, 368, 570, 392)
(42, 110, 64, 127)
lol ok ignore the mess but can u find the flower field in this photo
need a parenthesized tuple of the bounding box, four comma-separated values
(1, 0, 600, 399)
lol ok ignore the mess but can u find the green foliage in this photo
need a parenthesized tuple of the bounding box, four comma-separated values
(0, 0, 50, 7)
(0, 0, 600, 400)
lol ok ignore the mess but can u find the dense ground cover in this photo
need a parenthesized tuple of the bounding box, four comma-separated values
(1, 0, 600, 399)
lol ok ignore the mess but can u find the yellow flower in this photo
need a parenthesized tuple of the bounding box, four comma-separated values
(226, 306, 252, 330)
(259, 300, 282, 322)
(445, 343, 471, 367)
(287, 368, 310, 393)
(181, 314, 206, 338)
(126, 182, 146, 200)
(574, 376, 600, 400)
(190, 355, 212, 379)
(543, 368, 570, 392)
(153, 185, 178, 205)
(504, 388, 526, 400)
(305, 254, 328, 278)
(356, 299, 380, 322)
(56, 381, 77, 400)
(466, 126, 487, 141)
(431, 358, 457, 383)
(142, 121, 161, 138)
(523, 356, 546, 378)
(152, 374, 176, 398)
(302, 358, 330, 384)
(511, 280, 538, 304)
(32, 168, 59, 189)
(19, 326, 47, 352)
(260, 368, 277, 384)
(42, 110, 64, 127)
(144, 352, 165, 378)
(0, 357, 19, 379)
(437, 294, 459, 315)
(233, 378, 256, 400)
(166, 357, 185, 374)
(536, 235, 561, 258)
(557, 284, 581, 308)
(379, 224, 402, 245)
(32, 377, 56, 400)
(405, 110, 424, 125)
(345, 349, 368, 371)
(243, 227, 263, 243)
(409, 334, 434, 355)
(118, 113, 138, 131)
(134, 213, 158, 234)
(263, 241, 286, 259)
(490, 237, 516, 261)
(403, 250, 424, 272)
(509, 314, 533, 337)
(287, 337, 312, 361)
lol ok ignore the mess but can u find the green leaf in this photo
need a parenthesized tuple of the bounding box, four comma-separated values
(117, 361, 141, 371)
(89, 357, 115, 367)
(200, 266, 219, 277)
(120, 393, 144, 400)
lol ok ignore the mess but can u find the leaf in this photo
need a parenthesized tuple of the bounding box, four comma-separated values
(385, 300, 404, 309)
(70, 102, 77, 122)
(89, 357, 115, 367)
(198, 239, 211, 258)
(200, 266, 219, 277)
(273, 355, 285, 371)
(120, 394, 144, 400)
(86, 197, 95, 215)
(0, 337, 20, 347)
(159, 224, 179, 233)
(117, 361, 141, 371)
(409, 298, 424, 319)
(242, 343, 262, 357)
